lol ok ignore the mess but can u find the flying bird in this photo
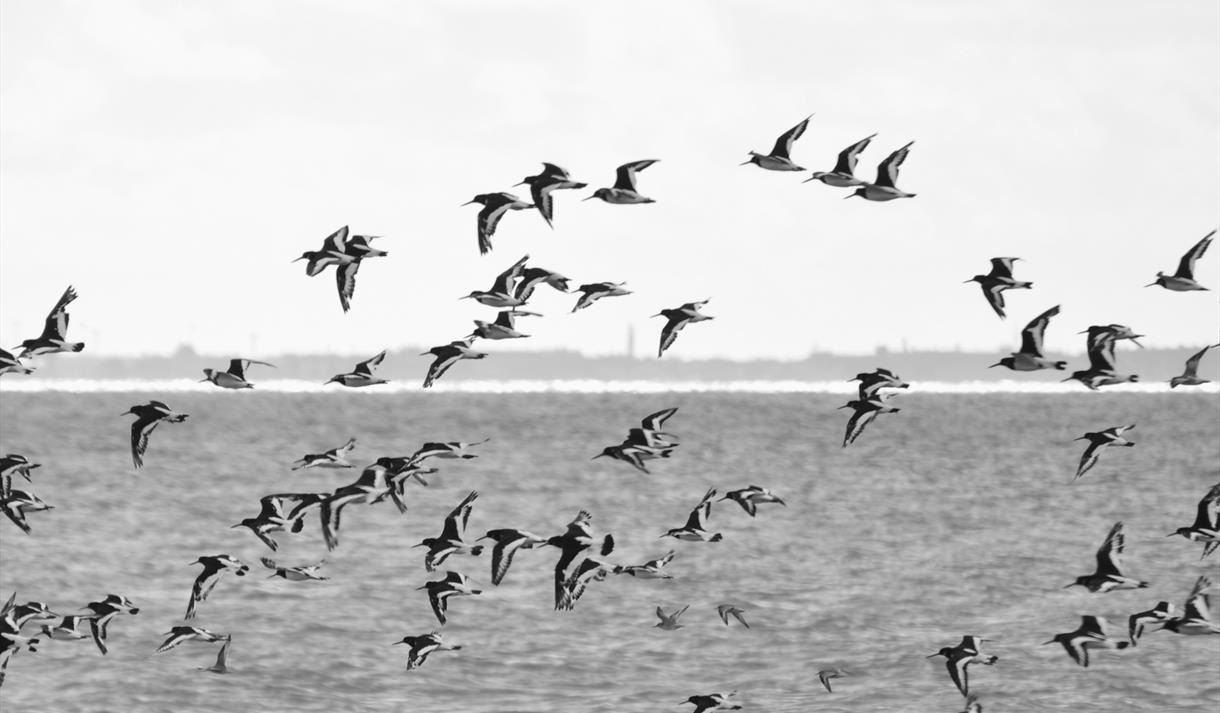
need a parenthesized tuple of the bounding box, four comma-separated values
(663, 487, 723, 542)
(718, 486, 785, 517)
(654, 604, 691, 630)
(584, 160, 659, 204)
(654, 299, 714, 358)
(817, 667, 846, 692)
(927, 635, 998, 696)
(200, 358, 275, 389)
(293, 225, 355, 276)
(1162, 575, 1220, 636)
(514, 266, 571, 302)
(469, 310, 539, 340)
(572, 282, 632, 312)
(461, 254, 530, 308)
(964, 258, 1031, 319)
(393, 631, 461, 670)
(231, 493, 311, 551)
(839, 397, 900, 447)
(417, 571, 481, 625)
(184, 555, 248, 621)
(1128, 601, 1175, 646)
(420, 339, 487, 388)
(78, 594, 140, 655)
(619, 551, 676, 579)
(1043, 615, 1129, 666)
(1064, 328, 1141, 390)
(17, 286, 85, 358)
(260, 556, 328, 582)
(462, 193, 532, 255)
(849, 367, 910, 400)
(416, 490, 484, 572)
(547, 510, 615, 610)
(200, 635, 232, 674)
(990, 305, 1067, 371)
(0, 455, 40, 500)
(1170, 344, 1219, 388)
(154, 626, 226, 654)
(805, 134, 876, 187)
(846, 141, 915, 201)
(682, 691, 741, 713)
(1067, 521, 1148, 592)
(741, 114, 811, 171)
(478, 529, 548, 585)
(0, 349, 34, 377)
(123, 400, 189, 469)
(326, 350, 388, 387)
(1167, 482, 1220, 558)
(515, 163, 586, 228)
(1074, 424, 1136, 480)
(717, 604, 750, 629)
(291, 437, 357, 471)
(1146, 230, 1214, 291)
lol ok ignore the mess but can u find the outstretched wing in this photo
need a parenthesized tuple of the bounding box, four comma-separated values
(1175, 230, 1215, 279)
(39, 286, 78, 341)
(335, 260, 361, 313)
(833, 133, 877, 176)
(874, 141, 913, 188)
(769, 115, 810, 159)
(613, 160, 658, 191)
(1019, 305, 1060, 356)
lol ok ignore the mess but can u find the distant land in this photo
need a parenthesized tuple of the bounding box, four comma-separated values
(9, 344, 1218, 384)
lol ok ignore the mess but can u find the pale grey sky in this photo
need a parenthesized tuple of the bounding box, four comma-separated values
(1, 1, 1217, 360)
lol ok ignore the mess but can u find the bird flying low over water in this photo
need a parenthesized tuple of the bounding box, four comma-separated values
(462, 193, 533, 255)
(1067, 521, 1148, 593)
(0, 349, 34, 377)
(1064, 326, 1141, 389)
(421, 339, 487, 388)
(817, 667, 846, 692)
(463, 254, 530, 309)
(394, 631, 461, 670)
(478, 529, 548, 586)
(585, 160, 659, 204)
(654, 604, 691, 630)
(0, 454, 40, 499)
(1167, 482, 1220, 558)
(38, 615, 89, 642)
(572, 282, 632, 312)
(1127, 601, 1175, 646)
(1043, 615, 1129, 667)
(418, 571, 481, 625)
(839, 396, 900, 447)
(318, 464, 396, 551)
(515, 163, 586, 228)
(619, 550, 676, 579)
(155, 626, 226, 654)
(849, 367, 909, 400)
(663, 487, 722, 542)
(78, 594, 139, 655)
(199, 635, 232, 674)
(965, 258, 1031, 319)
(184, 555, 247, 621)
(683, 691, 741, 713)
(17, 286, 85, 358)
(1074, 424, 1135, 480)
(716, 604, 749, 629)
(123, 400, 189, 469)
(990, 305, 1067, 371)
(1162, 575, 1220, 636)
(1, 490, 53, 535)
(547, 510, 615, 610)
(200, 358, 275, 389)
(846, 141, 915, 201)
(417, 490, 484, 572)
(1170, 344, 1219, 388)
(326, 350, 388, 387)
(806, 134, 876, 187)
(408, 439, 490, 465)
(654, 299, 714, 358)
(719, 486, 785, 517)
(231, 493, 314, 551)
(927, 635, 998, 696)
(469, 309, 539, 340)
(291, 437, 357, 471)
(260, 556, 328, 581)
(556, 557, 616, 611)
(1146, 230, 1214, 291)
(742, 114, 811, 171)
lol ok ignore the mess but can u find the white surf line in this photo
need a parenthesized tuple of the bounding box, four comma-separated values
(1, 379, 1215, 394)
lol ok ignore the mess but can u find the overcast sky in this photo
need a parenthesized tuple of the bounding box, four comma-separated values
(1, 1, 1217, 360)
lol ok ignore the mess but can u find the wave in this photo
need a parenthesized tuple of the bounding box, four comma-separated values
(1, 378, 1215, 394)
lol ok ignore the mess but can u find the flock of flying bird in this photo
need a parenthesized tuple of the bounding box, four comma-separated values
(1, 112, 1218, 711)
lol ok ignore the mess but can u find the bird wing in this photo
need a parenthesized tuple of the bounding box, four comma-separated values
(658, 317, 688, 358)
(818, 670, 833, 692)
(423, 351, 460, 389)
(844, 408, 878, 446)
(1019, 305, 1060, 356)
(476, 203, 508, 255)
(155, 628, 192, 654)
(355, 350, 386, 376)
(335, 260, 361, 313)
(1181, 576, 1212, 622)
(981, 282, 1008, 319)
(490, 535, 526, 586)
(1175, 230, 1215, 279)
(37, 286, 78, 341)
(320, 226, 349, 253)
(1095, 522, 1125, 575)
(439, 491, 479, 541)
(1182, 344, 1216, 378)
(874, 141, 913, 188)
(988, 257, 1019, 279)
(1194, 483, 1220, 530)
(1086, 334, 1118, 372)
(613, 160, 658, 191)
(531, 181, 557, 228)
(641, 407, 679, 432)
(732, 609, 750, 628)
(769, 115, 810, 159)
(131, 416, 162, 469)
(186, 564, 221, 620)
(946, 653, 970, 695)
(491, 254, 530, 295)
(1075, 439, 1105, 479)
(833, 133, 877, 175)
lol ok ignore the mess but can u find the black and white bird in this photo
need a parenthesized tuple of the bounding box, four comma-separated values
(663, 487, 723, 542)
(990, 305, 1067, 371)
(260, 556, 328, 581)
(184, 555, 248, 621)
(416, 490, 484, 572)
(38, 615, 89, 642)
(1067, 521, 1148, 592)
(0, 348, 34, 377)
(1074, 424, 1136, 480)
(719, 486, 785, 517)
(584, 160, 659, 204)
(462, 254, 530, 308)
(291, 438, 357, 470)
(200, 635, 232, 674)
(572, 282, 632, 312)
(231, 493, 313, 551)
(682, 691, 741, 713)
(478, 529, 549, 585)
(1043, 615, 1129, 666)
(1167, 482, 1220, 558)
(469, 310, 539, 340)
(154, 626, 226, 654)
(78, 594, 140, 655)
(839, 397, 900, 447)
(654, 299, 714, 358)
(547, 510, 615, 610)
(293, 225, 355, 276)
(964, 258, 1031, 319)
(514, 266, 571, 302)
(556, 557, 616, 611)
(849, 368, 910, 400)
(417, 571, 482, 625)
(462, 193, 533, 255)
(741, 115, 811, 171)
(393, 631, 461, 670)
(619, 551, 676, 579)
(421, 339, 487, 388)
(717, 604, 750, 628)
(200, 358, 275, 389)
(846, 141, 915, 201)
(334, 234, 388, 313)
(0, 454, 40, 499)
(1064, 327, 1141, 390)
(408, 439, 490, 465)
(1146, 230, 1214, 291)
(16, 286, 85, 358)
(318, 464, 395, 551)
(1128, 601, 1175, 645)
(515, 163, 586, 228)
(123, 400, 188, 469)
(1162, 575, 1220, 636)
(1, 490, 53, 535)
(326, 350, 388, 387)
(927, 635, 998, 696)
(805, 134, 876, 187)
(1170, 344, 1219, 388)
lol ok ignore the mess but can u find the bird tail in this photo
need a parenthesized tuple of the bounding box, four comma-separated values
(71, 343, 85, 352)
(1053, 361, 1067, 370)
(470, 545, 484, 557)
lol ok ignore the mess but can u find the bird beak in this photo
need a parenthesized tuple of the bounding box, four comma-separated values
(738, 159, 753, 166)
(392, 640, 405, 645)
(842, 193, 857, 199)
(924, 653, 939, 659)
(460, 200, 476, 206)
(962, 279, 975, 284)
(1040, 639, 1056, 646)
(1063, 583, 1078, 589)
(591, 454, 604, 460)
(802, 175, 816, 183)
(512, 180, 527, 187)
(1130, 337, 1144, 348)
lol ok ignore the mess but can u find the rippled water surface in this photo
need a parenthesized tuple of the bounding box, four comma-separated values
(1, 391, 1218, 712)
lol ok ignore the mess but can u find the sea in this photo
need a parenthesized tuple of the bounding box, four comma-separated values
(1, 382, 1218, 713)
